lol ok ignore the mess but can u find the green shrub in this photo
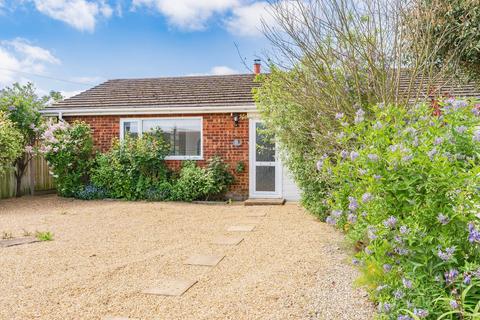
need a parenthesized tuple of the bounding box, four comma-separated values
(169, 158, 234, 202)
(90, 133, 170, 200)
(41, 121, 94, 197)
(319, 100, 480, 319)
(42, 122, 234, 202)
(0, 111, 23, 173)
(205, 156, 234, 199)
(0, 83, 58, 196)
(255, 68, 341, 218)
(170, 161, 214, 201)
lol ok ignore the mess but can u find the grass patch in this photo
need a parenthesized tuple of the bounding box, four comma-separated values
(35, 231, 54, 241)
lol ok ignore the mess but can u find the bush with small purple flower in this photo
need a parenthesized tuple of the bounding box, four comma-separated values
(319, 100, 480, 319)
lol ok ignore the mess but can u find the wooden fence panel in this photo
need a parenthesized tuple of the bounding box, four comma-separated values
(0, 155, 55, 199)
(33, 155, 55, 191)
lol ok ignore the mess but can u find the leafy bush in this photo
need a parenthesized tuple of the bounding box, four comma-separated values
(205, 156, 234, 199)
(41, 121, 95, 197)
(90, 133, 171, 200)
(169, 158, 234, 202)
(170, 161, 214, 201)
(255, 69, 333, 218)
(318, 100, 480, 319)
(41, 121, 234, 202)
(0, 111, 23, 173)
(0, 83, 61, 196)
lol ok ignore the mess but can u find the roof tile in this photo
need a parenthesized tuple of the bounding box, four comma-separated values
(49, 74, 258, 110)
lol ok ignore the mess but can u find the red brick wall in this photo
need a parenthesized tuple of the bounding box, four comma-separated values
(64, 113, 249, 199)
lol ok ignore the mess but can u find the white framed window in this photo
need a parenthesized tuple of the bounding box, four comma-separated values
(120, 117, 203, 160)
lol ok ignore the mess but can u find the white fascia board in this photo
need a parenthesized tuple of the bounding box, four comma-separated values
(40, 105, 257, 116)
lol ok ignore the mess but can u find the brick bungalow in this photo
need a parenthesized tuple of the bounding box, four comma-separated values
(42, 62, 301, 201)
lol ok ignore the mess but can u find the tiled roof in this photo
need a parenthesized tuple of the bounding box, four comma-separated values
(49, 74, 258, 110)
(397, 73, 480, 100)
(48, 72, 480, 113)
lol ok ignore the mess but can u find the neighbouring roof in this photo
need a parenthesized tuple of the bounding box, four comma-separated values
(398, 73, 480, 100)
(45, 74, 259, 115)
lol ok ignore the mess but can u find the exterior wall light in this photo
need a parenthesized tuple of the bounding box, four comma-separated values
(232, 113, 240, 127)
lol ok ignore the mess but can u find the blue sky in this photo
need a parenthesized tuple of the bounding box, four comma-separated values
(0, 0, 273, 97)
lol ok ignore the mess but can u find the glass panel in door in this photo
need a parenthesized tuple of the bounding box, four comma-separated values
(255, 122, 276, 193)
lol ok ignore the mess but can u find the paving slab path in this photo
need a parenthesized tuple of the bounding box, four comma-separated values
(184, 254, 225, 267)
(142, 279, 198, 296)
(227, 225, 256, 232)
(211, 236, 244, 246)
(0, 195, 375, 320)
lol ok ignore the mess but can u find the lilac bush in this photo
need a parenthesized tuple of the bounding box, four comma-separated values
(319, 100, 480, 319)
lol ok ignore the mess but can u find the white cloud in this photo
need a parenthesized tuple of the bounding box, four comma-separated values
(131, 0, 281, 36)
(0, 48, 21, 85)
(210, 65, 238, 75)
(0, 38, 98, 98)
(225, 1, 273, 37)
(61, 89, 83, 98)
(5, 39, 61, 65)
(132, 0, 239, 30)
(0, 38, 61, 86)
(186, 65, 239, 76)
(32, 0, 113, 32)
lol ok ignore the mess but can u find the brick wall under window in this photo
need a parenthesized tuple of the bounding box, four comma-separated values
(64, 113, 249, 199)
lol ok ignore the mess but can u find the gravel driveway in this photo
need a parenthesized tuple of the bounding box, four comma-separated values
(0, 195, 374, 320)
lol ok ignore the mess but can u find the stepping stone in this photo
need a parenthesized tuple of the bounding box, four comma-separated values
(142, 279, 197, 297)
(246, 212, 267, 217)
(184, 254, 225, 266)
(212, 236, 244, 246)
(227, 225, 255, 232)
(0, 237, 39, 248)
(240, 219, 261, 224)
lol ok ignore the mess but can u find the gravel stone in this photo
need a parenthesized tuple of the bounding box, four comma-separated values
(0, 195, 375, 319)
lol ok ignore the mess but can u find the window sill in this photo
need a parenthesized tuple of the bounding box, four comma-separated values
(165, 156, 203, 161)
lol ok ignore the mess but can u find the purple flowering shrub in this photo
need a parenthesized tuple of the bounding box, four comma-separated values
(41, 120, 95, 197)
(319, 101, 480, 319)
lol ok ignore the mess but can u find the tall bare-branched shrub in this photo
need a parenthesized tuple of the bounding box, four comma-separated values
(255, 0, 464, 216)
(411, 0, 480, 81)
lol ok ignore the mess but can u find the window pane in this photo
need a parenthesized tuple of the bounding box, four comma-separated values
(123, 121, 138, 138)
(142, 118, 201, 157)
(256, 166, 276, 192)
(143, 119, 174, 133)
(255, 123, 275, 162)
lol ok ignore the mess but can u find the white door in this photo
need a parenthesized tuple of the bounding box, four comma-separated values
(249, 119, 282, 198)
